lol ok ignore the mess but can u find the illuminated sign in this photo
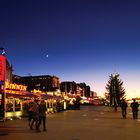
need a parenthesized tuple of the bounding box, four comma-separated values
(31, 89, 42, 94)
(5, 82, 27, 91)
(0, 56, 5, 81)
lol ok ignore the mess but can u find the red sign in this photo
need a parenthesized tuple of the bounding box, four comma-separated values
(0, 55, 5, 81)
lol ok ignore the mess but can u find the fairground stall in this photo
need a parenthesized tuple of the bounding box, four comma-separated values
(5, 82, 38, 120)
(5, 82, 67, 120)
(41, 91, 64, 113)
(28, 89, 65, 114)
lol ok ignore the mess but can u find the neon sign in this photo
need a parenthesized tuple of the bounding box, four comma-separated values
(0, 56, 5, 81)
(5, 82, 27, 91)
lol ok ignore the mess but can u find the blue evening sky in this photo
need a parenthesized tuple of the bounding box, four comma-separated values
(1, 0, 140, 98)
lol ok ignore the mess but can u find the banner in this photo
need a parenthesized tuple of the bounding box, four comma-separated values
(0, 55, 5, 81)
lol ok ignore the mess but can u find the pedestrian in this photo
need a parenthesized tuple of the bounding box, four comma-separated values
(28, 102, 34, 126)
(120, 99, 128, 119)
(38, 99, 47, 131)
(130, 99, 139, 119)
(30, 98, 40, 132)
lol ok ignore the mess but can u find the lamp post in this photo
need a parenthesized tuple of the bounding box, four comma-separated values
(0, 47, 6, 121)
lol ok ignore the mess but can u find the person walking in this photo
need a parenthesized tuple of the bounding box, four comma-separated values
(120, 99, 128, 119)
(28, 102, 34, 126)
(30, 98, 40, 132)
(38, 99, 47, 131)
(130, 99, 139, 120)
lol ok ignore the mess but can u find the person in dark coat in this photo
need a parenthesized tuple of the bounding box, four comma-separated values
(130, 99, 139, 119)
(28, 102, 34, 126)
(120, 99, 128, 119)
(30, 99, 40, 132)
(38, 99, 47, 131)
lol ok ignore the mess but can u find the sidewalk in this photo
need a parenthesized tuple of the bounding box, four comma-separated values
(1, 106, 140, 140)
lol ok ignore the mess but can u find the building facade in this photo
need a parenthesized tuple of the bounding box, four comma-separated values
(60, 81, 91, 97)
(5, 60, 13, 83)
(12, 75, 60, 92)
(77, 83, 90, 97)
(60, 81, 77, 94)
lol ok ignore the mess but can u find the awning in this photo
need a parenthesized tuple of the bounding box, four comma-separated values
(6, 92, 38, 98)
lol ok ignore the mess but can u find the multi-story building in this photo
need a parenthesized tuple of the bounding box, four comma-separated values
(77, 83, 90, 97)
(12, 75, 60, 92)
(60, 81, 77, 94)
(5, 60, 13, 83)
(60, 81, 91, 97)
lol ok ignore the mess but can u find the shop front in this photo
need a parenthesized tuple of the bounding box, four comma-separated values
(5, 82, 37, 119)
(41, 92, 64, 113)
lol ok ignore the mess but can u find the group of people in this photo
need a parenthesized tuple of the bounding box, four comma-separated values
(28, 98, 47, 132)
(26, 98, 139, 133)
(120, 99, 139, 119)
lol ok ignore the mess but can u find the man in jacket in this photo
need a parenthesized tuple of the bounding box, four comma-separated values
(38, 99, 47, 131)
